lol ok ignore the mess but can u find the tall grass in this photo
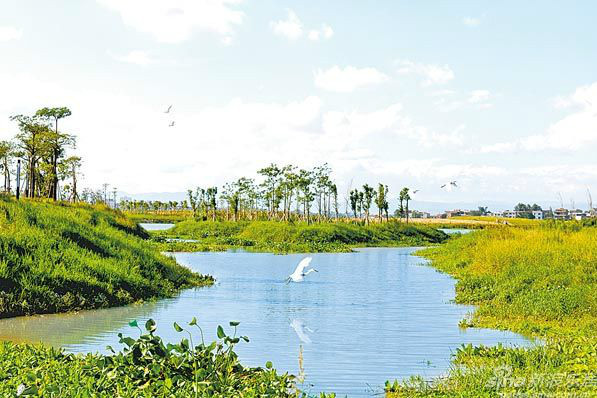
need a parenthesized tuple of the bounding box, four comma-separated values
(160, 220, 448, 253)
(387, 224, 597, 396)
(0, 196, 213, 318)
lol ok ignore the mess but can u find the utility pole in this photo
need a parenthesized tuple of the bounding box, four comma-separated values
(16, 160, 21, 200)
(112, 188, 117, 209)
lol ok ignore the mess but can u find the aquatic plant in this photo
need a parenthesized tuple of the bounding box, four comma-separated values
(0, 319, 340, 397)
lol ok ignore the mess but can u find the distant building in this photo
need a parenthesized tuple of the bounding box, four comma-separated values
(532, 210, 544, 220)
(502, 210, 517, 218)
(554, 208, 570, 221)
(445, 209, 469, 218)
(410, 210, 431, 219)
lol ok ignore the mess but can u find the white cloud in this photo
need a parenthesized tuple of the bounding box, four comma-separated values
(0, 26, 22, 41)
(314, 66, 388, 93)
(468, 90, 491, 104)
(481, 82, 597, 152)
(397, 60, 454, 86)
(271, 10, 303, 40)
(271, 11, 333, 42)
(436, 89, 492, 112)
(110, 50, 158, 66)
(308, 24, 334, 41)
(463, 17, 481, 27)
(96, 0, 244, 43)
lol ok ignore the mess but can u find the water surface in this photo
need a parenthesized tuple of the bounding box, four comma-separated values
(139, 222, 175, 231)
(0, 247, 529, 397)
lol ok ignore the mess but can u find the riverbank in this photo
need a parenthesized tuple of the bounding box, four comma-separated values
(0, 196, 213, 318)
(387, 224, 597, 396)
(152, 219, 449, 253)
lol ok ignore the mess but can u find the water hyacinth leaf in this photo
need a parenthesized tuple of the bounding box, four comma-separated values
(145, 319, 157, 333)
(229, 321, 240, 327)
(217, 325, 226, 339)
(241, 336, 250, 342)
(173, 322, 183, 332)
(128, 320, 138, 328)
(189, 317, 197, 326)
(265, 361, 273, 369)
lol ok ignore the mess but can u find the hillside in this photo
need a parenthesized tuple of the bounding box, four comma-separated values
(0, 196, 213, 318)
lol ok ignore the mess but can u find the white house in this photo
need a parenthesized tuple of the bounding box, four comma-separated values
(532, 210, 544, 220)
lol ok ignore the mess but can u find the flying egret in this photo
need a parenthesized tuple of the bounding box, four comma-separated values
(286, 257, 318, 283)
(169, 121, 175, 127)
(164, 105, 173, 113)
(290, 319, 313, 344)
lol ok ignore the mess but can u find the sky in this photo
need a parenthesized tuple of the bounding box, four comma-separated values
(1, 1, 597, 211)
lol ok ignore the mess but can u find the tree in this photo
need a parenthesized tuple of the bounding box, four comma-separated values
(58, 156, 82, 201)
(206, 187, 218, 221)
(297, 169, 314, 224)
(330, 184, 339, 220)
(399, 187, 411, 223)
(375, 183, 389, 223)
(362, 184, 374, 224)
(350, 189, 359, 219)
(35, 107, 73, 200)
(0, 140, 14, 192)
(10, 114, 51, 198)
(258, 163, 282, 220)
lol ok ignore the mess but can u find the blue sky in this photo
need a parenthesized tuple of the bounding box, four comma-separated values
(1, 1, 597, 209)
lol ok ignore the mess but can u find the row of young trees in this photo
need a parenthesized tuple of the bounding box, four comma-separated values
(118, 163, 417, 224)
(1, 107, 82, 201)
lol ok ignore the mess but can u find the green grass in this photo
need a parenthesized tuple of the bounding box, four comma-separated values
(156, 220, 449, 253)
(0, 196, 213, 318)
(386, 224, 597, 397)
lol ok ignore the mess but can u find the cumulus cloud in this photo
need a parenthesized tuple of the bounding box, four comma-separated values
(314, 66, 388, 93)
(397, 60, 454, 86)
(0, 26, 22, 41)
(96, 0, 244, 43)
(271, 10, 333, 41)
(270, 10, 303, 40)
(481, 82, 597, 152)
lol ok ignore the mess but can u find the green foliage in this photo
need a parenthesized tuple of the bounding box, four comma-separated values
(157, 220, 448, 254)
(386, 224, 597, 397)
(0, 321, 304, 397)
(0, 196, 213, 318)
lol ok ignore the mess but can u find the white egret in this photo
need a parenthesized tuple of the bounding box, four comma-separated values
(164, 105, 173, 113)
(286, 257, 318, 283)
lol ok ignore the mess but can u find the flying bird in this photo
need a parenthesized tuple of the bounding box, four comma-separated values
(412, 189, 420, 194)
(164, 105, 173, 113)
(169, 121, 175, 127)
(440, 184, 447, 189)
(450, 181, 458, 187)
(290, 319, 314, 344)
(286, 257, 318, 283)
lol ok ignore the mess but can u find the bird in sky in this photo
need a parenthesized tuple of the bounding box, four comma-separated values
(164, 105, 173, 113)
(286, 257, 318, 283)
(450, 181, 458, 187)
(169, 121, 175, 127)
(412, 189, 420, 194)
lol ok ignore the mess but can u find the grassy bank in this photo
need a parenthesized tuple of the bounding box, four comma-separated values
(0, 319, 329, 398)
(387, 224, 597, 397)
(0, 196, 213, 318)
(155, 220, 449, 253)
